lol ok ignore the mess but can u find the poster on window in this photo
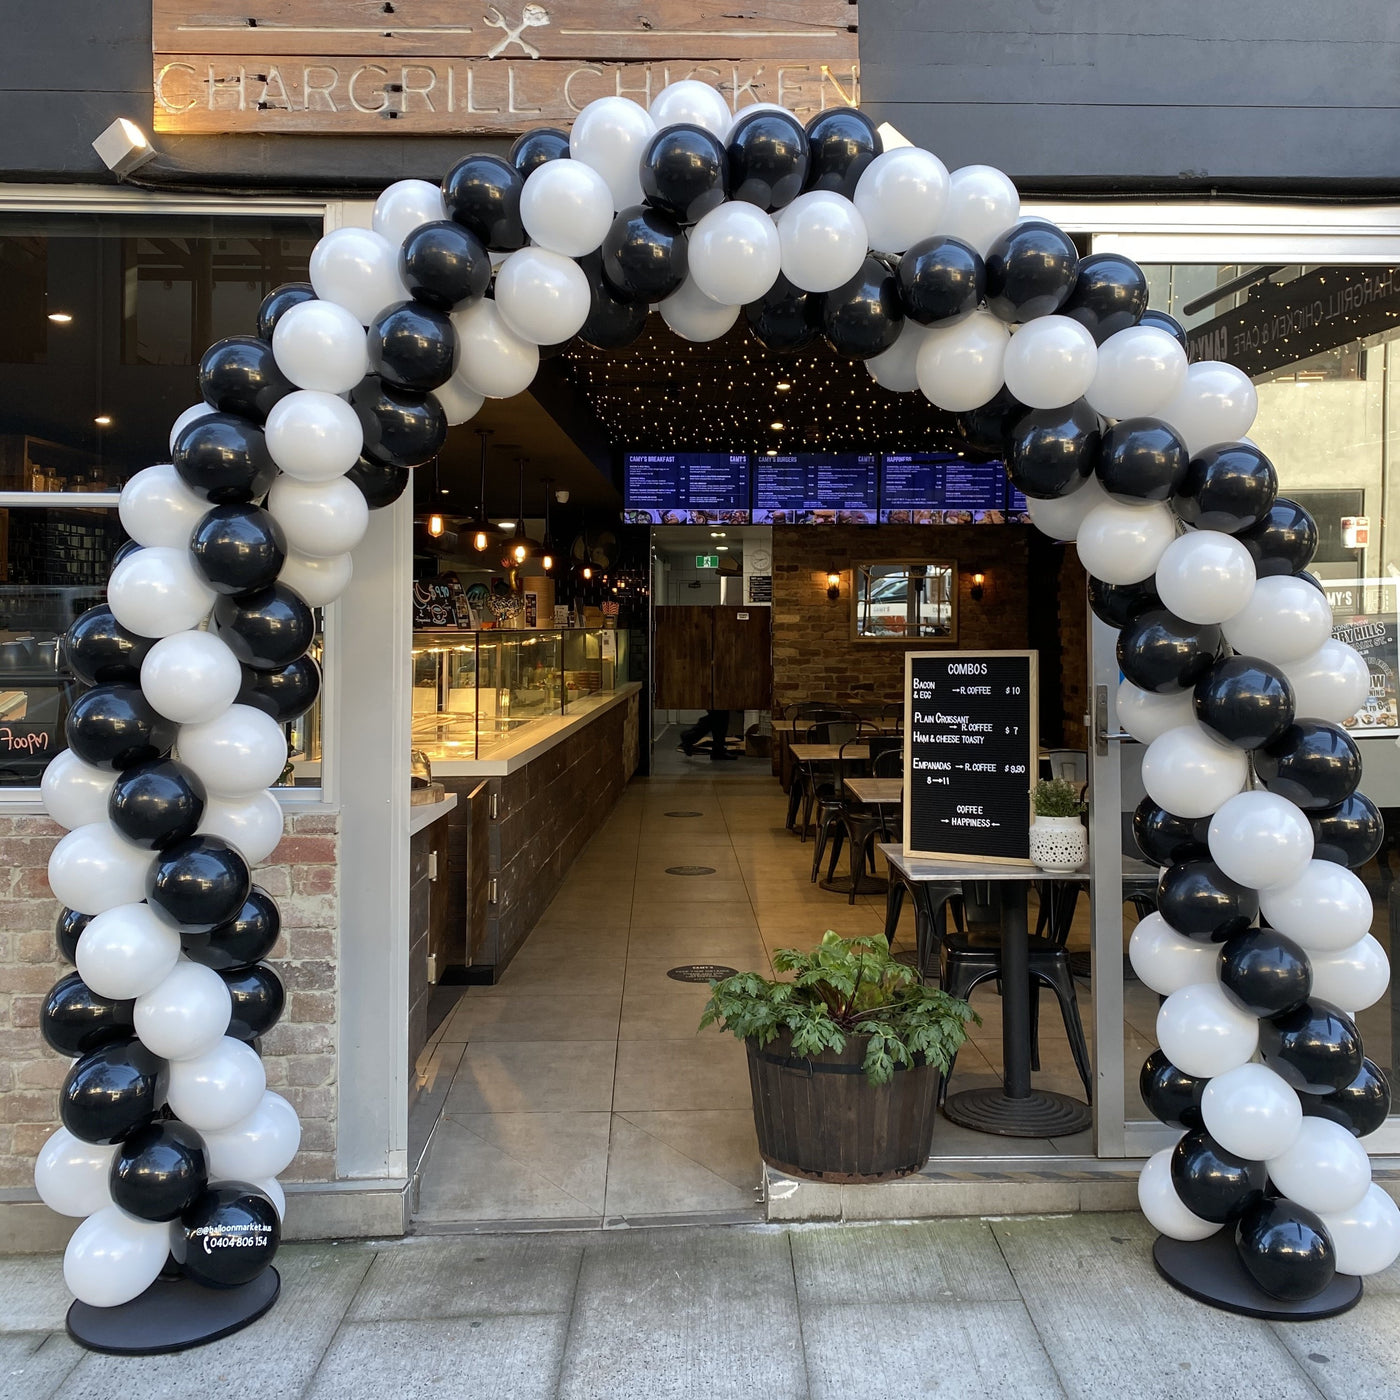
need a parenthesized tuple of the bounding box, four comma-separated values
(1325, 580, 1400, 736)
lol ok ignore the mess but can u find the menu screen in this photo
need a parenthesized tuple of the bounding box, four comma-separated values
(753, 452, 879, 524)
(880, 453, 1013, 523)
(623, 453, 751, 524)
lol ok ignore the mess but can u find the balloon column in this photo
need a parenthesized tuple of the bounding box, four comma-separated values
(32, 81, 1394, 1329)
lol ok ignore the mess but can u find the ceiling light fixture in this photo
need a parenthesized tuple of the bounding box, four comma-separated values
(770, 421, 784, 430)
(93, 415, 112, 426)
(48, 312, 73, 325)
(776, 382, 792, 391)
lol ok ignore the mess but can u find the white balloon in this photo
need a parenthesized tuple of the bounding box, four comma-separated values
(450, 299, 540, 399)
(140, 630, 242, 725)
(1158, 361, 1259, 456)
(494, 246, 591, 346)
(264, 390, 363, 482)
(1115, 679, 1197, 746)
(1141, 723, 1249, 820)
(1002, 316, 1098, 410)
(272, 299, 370, 395)
(35, 1128, 116, 1217)
(1156, 980, 1259, 1079)
(659, 276, 740, 344)
(1280, 640, 1371, 724)
(1208, 790, 1314, 891)
(165, 1036, 267, 1132)
(1085, 325, 1188, 420)
(278, 547, 352, 607)
(688, 202, 782, 305)
(430, 371, 486, 427)
(178, 703, 290, 798)
(119, 464, 208, 550)
(649, 80, 731, 139)
(371, 178, 446, 247)
(135, 960, 233, 1061)
(1221, 574, 1332, 666)
(267, 475, 369, 559)
(1025, 474, 1108, 541)
(1138, 1148, 1221, 1242)
(40, 750, 117, 831)
(168, 402, 216, 456)
(107, 546, 217, 639)
(1153, 530, 1256, 626)
(1201, 1063, 1303, 1161)
(309, 226, 406, 326)
(202, 1092, 302, 1181)
(1320, 1185, 1400, 1276)
(76, 901, 180, 1000)
(776, 191, 869, 294)
(1075, 500, 1177, 585)
(569, 96, 657, 209)
(520, 158, 615, 258)
(1309, 934, 1390, 1015)
(1267, 1117, 1372, 1216)
(854, 147, 950, 254)
(915, 309, 1009, 412)
(253, 1176, 287, 1220)
(1128, 911, 1219, 996)
(64, 1206, 169, 1309)
(865, 322, 932, 393)
(940, 165, 1020, 255)
(49, 827, 155, 917)
(1259, 860, 1373, 953)
(197, 790, 285, 865)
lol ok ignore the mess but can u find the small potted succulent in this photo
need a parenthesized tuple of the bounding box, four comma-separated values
(1029, 777, 1088, 872)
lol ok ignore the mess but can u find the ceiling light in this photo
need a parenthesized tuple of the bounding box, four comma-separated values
(47, 312, 73, 325)
(766, 449, 778, 457)
(93, 415, 112, 426)
(770, 421, 784, 430)
(92, 118, 156, 176)
(497, 520, 516, 530)
(717, 545, 729, 551)
(776, 382, 792, 391)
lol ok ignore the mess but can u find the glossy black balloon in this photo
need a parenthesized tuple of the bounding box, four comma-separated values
(1158, 859, 1258, 943)
(173, 413, 277, 505)
(1132, 798, 1210, 866)
(174, 1184, 281, 1289)
(565, 249, 645, 350)
(1236, 1197, 1336, 1301)
(1193, 655, 1295, 750)
(956, 386, 1027, 457)
(1116, 608, 1222, 694)
(822, 256, 903, 360)
(56, 907, 91, 963)
(108, 759, 207, 851)
(147, 835, 252, 934)
(1218, 927, 1312, 1018)
(198, 336, 294, 424)
(802, 107, 880, 198)
(220, 962, 286, 1042)
(256, 282, 316, 342)
(367, 301, 457, 392)
(213, 584, 315, 671)
(41, 972, 134, 1058)
(509, 126, 570, 177)
(984, 220, 1080, 324)
(181, 886, 280, 972)
(349, 375, 448, 468)
(1007, 399, 1101, 499)
(1058, 253, 1148, 343)
(111, 539, 143, 569)
(190, 505, 287, 596)
(1236, 497, 1319, 577)
(600, 206, 688, 304)
(726, 109, 809, 210)
(1139, 307, 1188, 348)
(1260, 999, 1364, 1095)
(60, 1038, 163, 1145)
(1139, 1050, 1206, 1129)
(897, 236, 985, 327)
(346, 454, 410, 510)
(399, 220, 491, 312)
(111, 1121, 209, 1222)
(236, 654, 321, 724)
(1095, 417, 1189, 503)
(65, 684, 176, 772)
(1256, 721, 1362, 811)
(441, 153, 525, 250)
(743, 272, 823, 354)
(1176, 442, 1278, 534)
(640, 124, 727, 224)
(1303, 1059, 1391, 1137)
(1087, 575, 1161, 629)
(1309, 794, 1384, 868)
(1170, 1129, 1266, 1224)
(62, 606, 154, 686)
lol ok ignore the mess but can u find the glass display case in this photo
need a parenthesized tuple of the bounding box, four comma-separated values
(411, 628, 629, 762)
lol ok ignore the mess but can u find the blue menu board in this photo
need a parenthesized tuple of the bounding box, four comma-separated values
(623, 453, 751, 524)
(1006, 481, 1029, 515)
(753, 452, 879, 524)
(880, 453, 1015, 522)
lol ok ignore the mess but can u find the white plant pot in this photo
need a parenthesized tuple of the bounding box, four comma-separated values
(1029, 815, 1087, 873)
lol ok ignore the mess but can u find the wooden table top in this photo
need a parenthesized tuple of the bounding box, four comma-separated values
(843, 777, 903, 804)
(878, 843, 1157, 883)
(789, 743, 870, 763)
(773, 716, 901, 735)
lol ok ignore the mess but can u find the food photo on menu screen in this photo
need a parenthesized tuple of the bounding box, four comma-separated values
(879, 451, 1020, 524)
(622, 451, 751, 524)
(752, 451, 879, 524)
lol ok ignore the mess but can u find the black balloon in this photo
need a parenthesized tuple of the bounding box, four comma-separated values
(111, 539, 143, 569)
(1236, 1197, 1336, 1301)
(743, 272, 823, 354)
(1193, 655, 1296, 750)
(1116, 608, 1222, 694)
(1088, 576, 1161, 630)
(600, 205, 688, 304)
(174, 1185, 281, 1289)
(1095, 417, 1189, 503)
(727, 109, 809, 210)
(575, 249, 650, 350)
(199, 336, 294, 423)
(803, 107, 880, 198)
(173, 414, 277, 505)
(256, 282, 316, 342)
(1170, 1129, 1266, 1224)
(1218, 927, 1312, 1018)
(399, 220, 491, 312)
(1007, 399, 1102, 499)
(221, 963, 286, 1042)
(1236, 497, 1319, 578)
(1256, 721, 1362, 811)
(822, 256, 904, 360)
(41, 972, 135, 1058)
(1260, 999, 1364, 1095)
(1175, 442, 1278, 534)
(108, 759, 207, 851)
(640, 124, 727, 224)
(182, 886, 281, 972)
(236, 655, 321, 724)
(509, 126, 570, 177)
(190, 505, 287, 596)
(213, 584, 315, 672)
(1157, 859, 1258, 943)
(1139, 307, 1188, 348)
(1139, 1050, 1206, 1129)
(56, 907, 91, 963)
(1132, 798, 1210, 866)
(984, 220, 1080, 324)
(346, 454, 411, 510)
(367, 301, 457, 392)
(441, 153, 525, 250)
(897, 236, 985, 326)
(956, 386, 1027, 457)
(111, 1121, 209, 1222)
(65, 684, 176, 772)
(60, 1038, 163, 1145)
(1058, 253, 1148, 343)
(349, 375, 448, 469)
(1303, 1059, 1391, 1138)
(1309, 794, 1384, 869)
(62, 606, 154, 686)
(147, 835, 252, 934)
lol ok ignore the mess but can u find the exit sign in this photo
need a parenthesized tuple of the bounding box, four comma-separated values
(696, 554, 720, 568)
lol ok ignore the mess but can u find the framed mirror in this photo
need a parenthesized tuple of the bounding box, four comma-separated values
(852, 561, 958, 642)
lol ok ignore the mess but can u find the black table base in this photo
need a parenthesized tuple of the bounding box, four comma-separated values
(1153, 1234, 1361, 1320)
(943, 1086, 1092, 1137)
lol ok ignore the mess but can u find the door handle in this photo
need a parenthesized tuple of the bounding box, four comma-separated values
(1094, 684, 1135, 756)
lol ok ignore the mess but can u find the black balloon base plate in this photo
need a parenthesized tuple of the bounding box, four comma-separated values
(66, 1268, 280, 1355)
(1153, 1233, 1361, 1320)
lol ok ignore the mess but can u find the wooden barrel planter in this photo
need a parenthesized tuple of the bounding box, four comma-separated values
(745, 1031, 941, 1182)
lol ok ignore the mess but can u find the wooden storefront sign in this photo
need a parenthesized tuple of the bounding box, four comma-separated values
(152, 1, 860, 135)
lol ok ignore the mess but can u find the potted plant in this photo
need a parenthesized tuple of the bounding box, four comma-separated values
(1029, 777, 1088, 872)
(700, 932, 977, 1182)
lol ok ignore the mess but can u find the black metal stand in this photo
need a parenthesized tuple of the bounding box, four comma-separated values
(66, 1268, 280, 1355)
(1153, 1234, 1361, 1320)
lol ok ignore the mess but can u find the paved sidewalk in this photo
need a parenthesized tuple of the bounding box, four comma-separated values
(4, 1213, 1397, 1399)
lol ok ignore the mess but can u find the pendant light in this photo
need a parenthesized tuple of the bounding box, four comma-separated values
(469, 428, 498, 553)
(505, 457, 541, 567)
(540, 477, 557, 573)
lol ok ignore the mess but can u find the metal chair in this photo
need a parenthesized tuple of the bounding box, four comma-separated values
(797, 721, 860, 840)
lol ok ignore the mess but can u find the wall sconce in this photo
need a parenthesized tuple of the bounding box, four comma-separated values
(970, 572, 985, 602)
(826, 570, 842, 601)
(92, 118, 156, 176)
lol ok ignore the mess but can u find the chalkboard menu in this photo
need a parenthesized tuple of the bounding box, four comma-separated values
(903, 650, 1038, 864)
(752, 452, 879, 524)
(623, 452, 751, 524)
(879, 453, 1012, 523)
(412, 578, 464, 628)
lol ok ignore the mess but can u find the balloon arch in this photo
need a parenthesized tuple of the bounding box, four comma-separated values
(31, 83, 1398, 1336)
